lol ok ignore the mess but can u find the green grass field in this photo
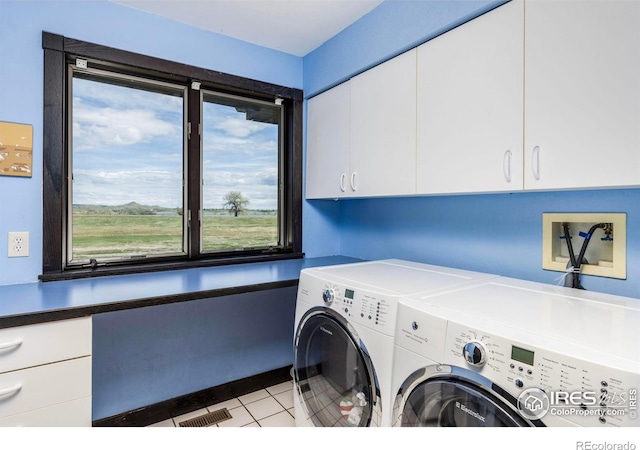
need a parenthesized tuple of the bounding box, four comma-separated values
(71, 214, 278, 260)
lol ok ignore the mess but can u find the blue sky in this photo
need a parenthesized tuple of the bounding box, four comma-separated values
(72, 76, 279, 210)
(202, 101, 278, 211)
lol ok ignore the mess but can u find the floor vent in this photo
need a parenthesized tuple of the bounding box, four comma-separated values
(178, 408, 233, 427)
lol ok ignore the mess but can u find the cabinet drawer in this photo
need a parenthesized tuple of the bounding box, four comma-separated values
(0, 356, 91, 419)
(0, 396, 91, 427)
(0, 317, 91, 374)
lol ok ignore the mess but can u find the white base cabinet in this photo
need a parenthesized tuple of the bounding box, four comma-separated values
(0, 397, 91, 427)
(0, 317, 92, 427)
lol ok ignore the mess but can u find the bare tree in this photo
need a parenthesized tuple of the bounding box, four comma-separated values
(223, 191, 249, 217)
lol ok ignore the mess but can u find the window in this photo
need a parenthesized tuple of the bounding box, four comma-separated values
(70, 69, 187, 263)
(201, 92, 282, 254)
(42, 32, 303, 280)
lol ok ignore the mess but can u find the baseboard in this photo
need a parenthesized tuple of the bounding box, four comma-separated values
(92, 366, 293, 427)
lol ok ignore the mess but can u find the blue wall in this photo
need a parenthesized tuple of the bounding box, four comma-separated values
(301, 0, 507, 260)
(338, 190, 640, 298)
(2, 0, 639, 420)
(301, 1, 640, 300)
(93, 287, 297, 420)
(303, 0, 505, 97)
(0, 0, 302, 286)
(0, 0, 303, 421)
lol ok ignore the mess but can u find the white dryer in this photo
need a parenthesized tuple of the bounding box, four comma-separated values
(391, 277, 640, 427)
(292, 259, 498, 427)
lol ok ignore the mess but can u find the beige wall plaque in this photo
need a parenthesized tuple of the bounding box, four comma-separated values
(0, 121, 33, 178)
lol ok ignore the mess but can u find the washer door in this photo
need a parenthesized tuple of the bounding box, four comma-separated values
(294, 307, 379, 427)
(395, 365, 537, 427)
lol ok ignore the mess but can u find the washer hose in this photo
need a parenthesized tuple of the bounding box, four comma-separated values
(562, 222, 606, 290)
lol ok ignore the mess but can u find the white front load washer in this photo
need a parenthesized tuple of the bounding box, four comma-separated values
(391, 277, 640, 427)
(292, 259, 498, 427)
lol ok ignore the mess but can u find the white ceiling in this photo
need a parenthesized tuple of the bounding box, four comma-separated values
(112, 0, 384, 57)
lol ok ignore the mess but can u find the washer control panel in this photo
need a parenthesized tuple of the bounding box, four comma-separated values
(443, 321, 638, 427)
(462, 341, 487, 366)
(322, 288, 335, 305)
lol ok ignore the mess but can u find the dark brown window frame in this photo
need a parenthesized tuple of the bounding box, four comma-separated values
(41, 31, 303, 281)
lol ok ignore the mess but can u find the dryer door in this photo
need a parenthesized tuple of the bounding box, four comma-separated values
(395, 365, 537, 427)
(294, 308, 379, 427)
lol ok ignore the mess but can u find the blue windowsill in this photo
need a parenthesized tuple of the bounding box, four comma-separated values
(0, 255, 362, 329)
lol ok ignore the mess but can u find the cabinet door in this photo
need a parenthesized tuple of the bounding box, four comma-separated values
(416, 0, 524, 194)
(350, 49, 417, 197)
(524, 0, 640, 190)
(0, 396, 91, 427)
(0, 357, 91, 421)
(306, 81, 351, 199)
(0, 316, 91, 375)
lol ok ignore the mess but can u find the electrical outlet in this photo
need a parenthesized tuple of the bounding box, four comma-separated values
(542, 213, 626, 280)
(8, 231, 29, 257)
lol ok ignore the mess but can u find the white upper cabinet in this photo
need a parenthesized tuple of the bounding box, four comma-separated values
(306, 49, 417, 199)
(350, 49, 417, 197)
(416, 0, 524, 195)
(524, 0, 640, 190)
(306, 0, 640, 199)
(306, 81, 351, 199)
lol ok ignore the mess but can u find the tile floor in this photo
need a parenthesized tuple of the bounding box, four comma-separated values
(147, 380, 295, 427)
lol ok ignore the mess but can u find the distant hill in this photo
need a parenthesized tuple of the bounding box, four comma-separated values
(73, 202, 176, 215)
(73, 203, 276, 216)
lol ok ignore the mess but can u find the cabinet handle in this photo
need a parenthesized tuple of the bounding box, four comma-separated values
(0, 384, 22, 398)
(339, 173, 346, 192)
(532, 146, 541, 180)
(0, 339, 22, 351)
(503, 150, 512, 182)
(350, 172, 357, 191)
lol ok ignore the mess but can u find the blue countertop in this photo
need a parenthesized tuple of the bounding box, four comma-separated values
(0, 255, 362, 329)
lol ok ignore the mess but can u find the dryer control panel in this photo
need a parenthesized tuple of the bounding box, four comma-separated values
(322, 283, 396, 336)
(442, 321, 639, 427)
(297, 272, 398, 336)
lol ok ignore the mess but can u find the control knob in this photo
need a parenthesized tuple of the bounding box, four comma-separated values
(322, 289, 335, 306)
(462, 341, 487, 367)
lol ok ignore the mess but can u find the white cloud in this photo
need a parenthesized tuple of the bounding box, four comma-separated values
(70, 77, 279, 209)
(73, 100, 179, 151)
(73, 76, 183, 113)
(213, 117, 271, 138)
(202, 135, 278, 157)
